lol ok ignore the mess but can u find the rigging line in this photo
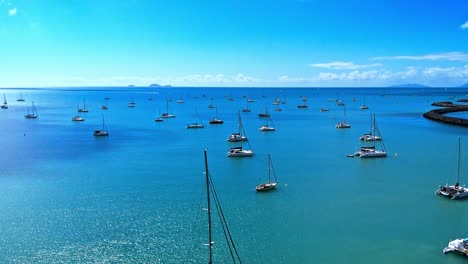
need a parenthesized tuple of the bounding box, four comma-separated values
(209, 181, 237, 264)
(209, 176, 243, 264)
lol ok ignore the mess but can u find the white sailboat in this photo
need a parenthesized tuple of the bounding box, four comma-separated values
(24, 102, 38, 119)
(16, 91, 25, 102)
(336, 106, 351, 128)
(259, 114, 276, 131)
(161, 99, 176, 118)
(356, 115, 386, 158)
(435, 137, 468, 199)
(78, 99, 88, 113)
(72, 115, 84, 121)
(93, 116, 109, 136)
(209, 106, 223, 124)
(360, 97, 369, 110)
(256, 154, 278, 192)
(1, 94, 8, 109)
(186, 109, 204, 128)
(443, 238, 468, 255)
(202, 149, 243, 263)
(227, 112, 248, 142)
(360, 113, 382, 141)
(227, 114, 253, 157)
(101, 101, 109, 110)
(128, 97, 136, 108)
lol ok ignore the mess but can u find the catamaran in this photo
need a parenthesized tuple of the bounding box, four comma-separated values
(227, 114, 253, 157)
(256, 154, 278, 192)
(227, 112, 248, 142)
(443, 238, 468, 256)
(355, 115, 386, 158)
(360, 113, 382, 141)
(435, 137, 468, 199)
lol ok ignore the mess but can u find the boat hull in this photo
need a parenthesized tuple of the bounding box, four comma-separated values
(227, 149, 253, 157)
(93, 130, 109, 136)
(436, 185, 468, 199)
(256, 182, 277, 192)
(359, 151, 387, 158)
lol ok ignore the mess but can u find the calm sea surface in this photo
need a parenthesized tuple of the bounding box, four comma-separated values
(0, 87, 468, 263)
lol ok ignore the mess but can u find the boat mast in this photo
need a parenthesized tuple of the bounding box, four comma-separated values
(268, 154, 271, 184)
(373, 114, 376, 148)
(458, 137, 461, 184)
(204, 149, 213, 264)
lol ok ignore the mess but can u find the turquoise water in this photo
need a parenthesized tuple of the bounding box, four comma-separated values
(0, 87, 468, 263)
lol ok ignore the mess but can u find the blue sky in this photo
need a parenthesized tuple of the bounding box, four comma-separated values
(1, 0, 468, 87)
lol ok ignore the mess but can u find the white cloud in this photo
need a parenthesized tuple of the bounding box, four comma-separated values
(8, 8, 16, 16)
(278, 75, 309, 83)
(461, 21, 468, 29)
(309, 61, 382, 70)
(371, 52, 468, 62)
(423, 66, 468, 79)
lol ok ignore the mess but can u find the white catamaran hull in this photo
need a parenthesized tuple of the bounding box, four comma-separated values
(359, 150, 387, 158)
(435, 185, 468, 199)
(444, 239, 468, 255)
(227, 149, 253, 157)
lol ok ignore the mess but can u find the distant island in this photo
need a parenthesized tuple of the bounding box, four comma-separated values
(460, 83, 468, 88)
(149, 83, 172, 88)
(388, 83, 430, 88)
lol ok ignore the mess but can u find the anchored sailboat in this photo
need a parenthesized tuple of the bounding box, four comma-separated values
(16, 91, 25, 102)
(209, 106, 223, 124)
(161, 99, 176, 118)
(78, 99, 88, 113)
(259, 114, 276, 131)
(93, 115, 109, 136)
(256, 154, 278, 192)
(258, 107, 270, 118)
(227, 114, 253, 157)
(336, 106, 351, 128)
(186, 109, 204, 128)
(1, 94, 7, 109)
(360, 113, 382, 141)
(355, 114, 386, 158)
(227, 112, 248, 142)
(24, 102, 38, 119)
(128, 97, 136, 108)
(435, 137, 468, 199)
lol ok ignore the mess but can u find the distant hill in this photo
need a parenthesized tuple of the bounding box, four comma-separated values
(389, 83, 430, 88)
(149, 83, 172, 88)
(459, 83, 468, 88)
